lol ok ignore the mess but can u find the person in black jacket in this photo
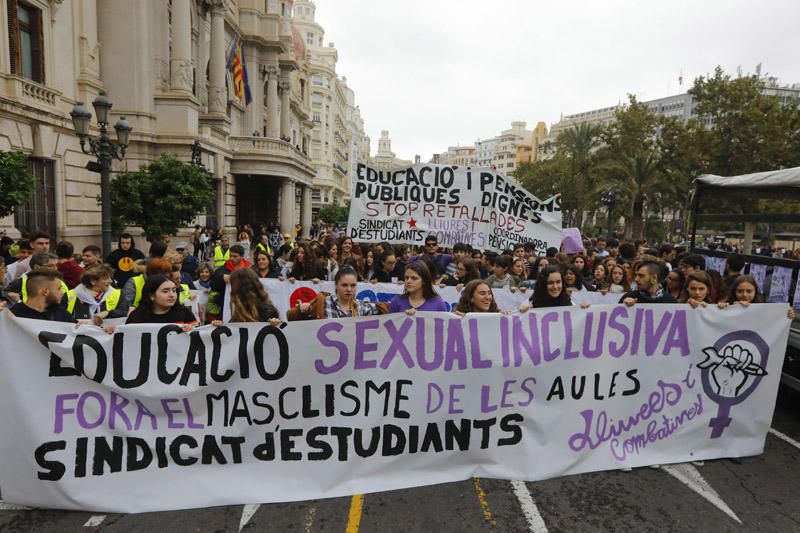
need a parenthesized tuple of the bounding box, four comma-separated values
(105, 233, 145, 287)
(620, 261, 677, 305)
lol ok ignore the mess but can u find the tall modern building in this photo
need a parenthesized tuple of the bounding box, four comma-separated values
(293, 0, 367, 215)
(0, 0, 321, 248)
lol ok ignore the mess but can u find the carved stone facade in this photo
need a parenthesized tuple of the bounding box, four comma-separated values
(0, 0, 316, 248)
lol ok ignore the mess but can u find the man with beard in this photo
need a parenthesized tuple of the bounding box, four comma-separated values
(8, 270, 75, 322)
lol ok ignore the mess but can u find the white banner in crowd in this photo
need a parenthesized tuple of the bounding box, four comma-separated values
(346, 163, 562, 255)
(230, 279, 532, 321)
(0, 304, 790, 512)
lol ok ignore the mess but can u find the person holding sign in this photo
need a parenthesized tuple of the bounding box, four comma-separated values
(388, 262, 447, 314)
(718, 275, 795, 319)
(126, 275, 197, 327)
(453, 280, 500, 315)
(526, 266, 571, 309)
(678, 271, 714, 309)
(212, 269, 280, 325)
(287, 266, 389, 320)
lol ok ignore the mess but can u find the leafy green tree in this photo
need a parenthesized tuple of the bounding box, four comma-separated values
(110, 155, 215, 241)
(318, 205, 349, 224)
(603, 150, 673, 240)
(689, 67, 800, 176)
(557, 123, 601, 229)
(0, 150, 35, 218)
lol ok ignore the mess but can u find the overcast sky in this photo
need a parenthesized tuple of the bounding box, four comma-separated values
(312, 0, 800, 162)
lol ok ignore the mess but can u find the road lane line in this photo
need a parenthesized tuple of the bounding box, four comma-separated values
(303, 505, 317, 533)
(345, 494, 364, 533)
(239, 504, 260, 531)
(662, 464, 741, 524)
(510, 480, 548, 533)
(473, 477, 497, 528)
(770, 428, 800, 450)
(83, 515, 106, 527)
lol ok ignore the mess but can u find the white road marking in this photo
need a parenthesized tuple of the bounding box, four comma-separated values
(239, 504, 260, 531)
(661, 463, 741, 524)
(510, 480, 549, 533)
(83, 515, 106, 527)
(770, 428, 800, 450)
(303, 505, 317, 533)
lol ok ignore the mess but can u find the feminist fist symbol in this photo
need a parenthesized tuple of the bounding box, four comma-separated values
(698, 344, 767, 398)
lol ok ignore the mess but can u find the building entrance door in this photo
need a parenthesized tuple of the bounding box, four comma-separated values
(235, 175, 279, 230)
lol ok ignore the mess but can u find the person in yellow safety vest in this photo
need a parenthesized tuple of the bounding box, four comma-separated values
(255, 234, 272, 257)
(67, 265, 128, 321)
(121, 258, 174, 311)
(282, 233, 296, 250)
(213, 235, 231, 268)
(5, 252, 70, 307)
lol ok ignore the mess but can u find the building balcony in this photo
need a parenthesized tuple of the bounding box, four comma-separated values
(229, 136, 316, 181)
(0, 74, 61, 110)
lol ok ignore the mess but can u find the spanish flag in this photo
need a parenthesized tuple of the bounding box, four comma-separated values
(226, 35, 252, 105)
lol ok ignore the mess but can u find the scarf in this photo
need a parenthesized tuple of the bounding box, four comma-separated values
(73, 284, 113, 316)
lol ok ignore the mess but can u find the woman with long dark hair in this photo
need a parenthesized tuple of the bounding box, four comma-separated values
(126, 275, 197, 326)
(454, 280, 499, 315)
(443, 257, 481, 288)
(528, 266, 572, 308)
(678, 271, 713, 308)
(719, 274, 795, 319)
(289, 243, 325, 282)
(212, 268, 279, 324)
(251, 249, 278, 279)
(388, 261, 447, 314)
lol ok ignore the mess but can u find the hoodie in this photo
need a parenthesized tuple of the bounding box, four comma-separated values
(57, 260, 84, 289)
(106, 236, 145, 287)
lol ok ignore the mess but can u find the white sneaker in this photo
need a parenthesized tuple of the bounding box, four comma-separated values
(692, 460, 704, 466)
(620, 467, 632, 472)
(649, 464, 661, 469)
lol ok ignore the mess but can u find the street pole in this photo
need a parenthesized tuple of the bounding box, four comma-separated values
(99, 125, 113, 258)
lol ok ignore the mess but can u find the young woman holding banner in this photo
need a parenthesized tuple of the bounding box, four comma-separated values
(453, 280, 500, 315)
(718, 275, 795, 319)
(527, 266, 572, 309)
(125, 275, 197, 327)
(388, 261, 447, 315)
(287, 266, 389, 320)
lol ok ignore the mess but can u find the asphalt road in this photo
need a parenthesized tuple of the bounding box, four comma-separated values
(2, 386, 799, 533)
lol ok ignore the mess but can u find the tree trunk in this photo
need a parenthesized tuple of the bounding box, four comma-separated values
(574, 172, 584, 230)
(631, 195, 645, 241)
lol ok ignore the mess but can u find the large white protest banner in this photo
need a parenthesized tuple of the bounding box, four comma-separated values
(232, 279, 532, 321)
(0, 304, 789, 512)
(346, 163, 562, 254)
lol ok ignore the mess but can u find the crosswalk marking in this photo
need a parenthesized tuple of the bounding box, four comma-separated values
(238, 504, 260, 531)
(661, 463, 741, 524)
(510, 480, 549, 533)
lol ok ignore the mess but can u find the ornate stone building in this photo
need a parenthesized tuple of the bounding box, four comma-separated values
(0, 0, 316, 248)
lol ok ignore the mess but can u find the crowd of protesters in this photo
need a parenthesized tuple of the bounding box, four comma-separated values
(0, 225, 795, 328)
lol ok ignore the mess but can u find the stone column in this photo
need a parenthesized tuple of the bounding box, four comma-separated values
(170, 0, 193, 92)
(279, 77, 291, 141)
(280, 179, 296, 232)
(301, 185, 313, 233)
(266, 65, 280, 138)
(207, 0, 228, 114)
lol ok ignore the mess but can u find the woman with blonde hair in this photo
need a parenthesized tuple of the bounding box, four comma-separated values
(222, 268, 279, 323)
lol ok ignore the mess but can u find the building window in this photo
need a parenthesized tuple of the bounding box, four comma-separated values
(312, 74, 323, 86)
(306, 32, 314, 45)
(7, 0, 45, 83)
(15, 157, 56, 239)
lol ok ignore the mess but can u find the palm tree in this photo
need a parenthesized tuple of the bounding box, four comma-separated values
(605, 150, 674, 240)
(557, 123, 601, 230)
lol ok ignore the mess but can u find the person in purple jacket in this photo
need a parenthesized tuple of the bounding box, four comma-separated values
(388, 261, 447, 314)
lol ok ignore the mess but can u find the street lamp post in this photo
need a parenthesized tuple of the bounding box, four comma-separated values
(70, 92, 132, 258)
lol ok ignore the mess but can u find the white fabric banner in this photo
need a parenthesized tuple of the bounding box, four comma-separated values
(346, 163, 562, 254)
(225, 279, 533, 321)
(0, 305, 790, 512)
